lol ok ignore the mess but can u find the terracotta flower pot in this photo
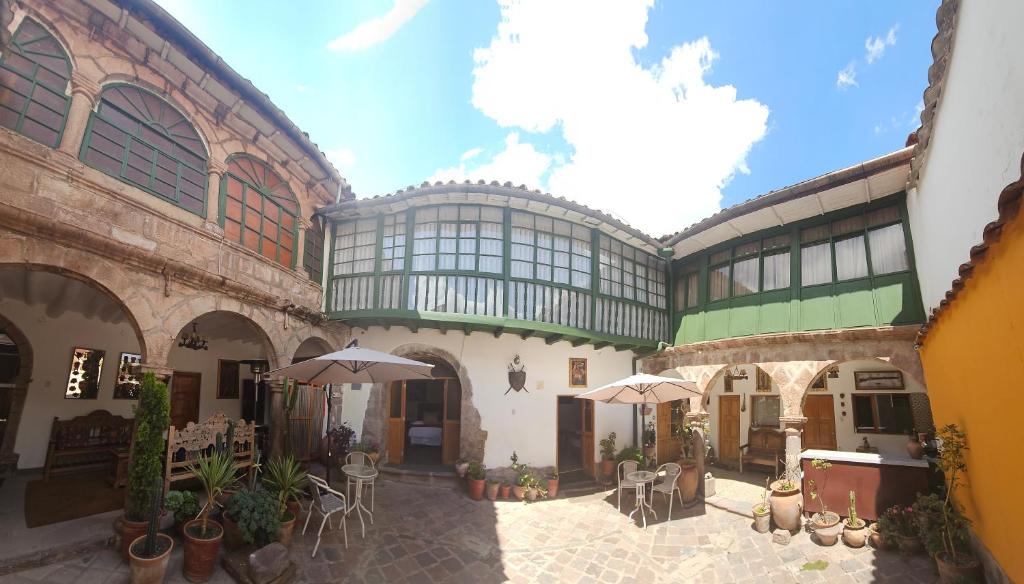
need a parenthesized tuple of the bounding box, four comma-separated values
(842, 520, 868, 548)
(768, 480, 802, 532)
(896, 534, 924, 554)
(525, 487, 538, 501)
(811, 512, 843, 546)
(678, 462, 699, 504)
(546, 478, 559, 499)
(467, 477, 485, 501)
(129, 533, 173, 584)
(485, 482, 499, 501)
(499, 484, 511, 499)
(906, 436, 924, 459)
(600, 458, 615, 479)
(120, 515, 151, 563)
(183, 519, 223, 583)
(935, 551, 982, 584)
(752, 505, 771, 533)
(278, 511, 296, 547)
(511, 485, 526, 500)
(285, 500, 301, 522)
(222, 515, 245, 551)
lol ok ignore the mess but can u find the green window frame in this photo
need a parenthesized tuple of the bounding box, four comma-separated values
(0, 18, 71, 148)
(511, 212, 590, 288)
(412, 205, 503, 273)
(598, 235, 666, 306)
(674, 268, 700, 312)
(219, 154, 300, 268)
(80, 84, 208, 216)
(800, 205, 908, 287)
(381, 214, 406, 272)
(334, 217, 377, 275)
(303, 224, 325, 283)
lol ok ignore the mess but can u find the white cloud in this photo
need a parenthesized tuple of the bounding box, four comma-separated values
(836, 62, 858, 89)
(325, 148, 356, 171)
(327, 0, 427, 52)
(865, 25, 899, 64)
(429, 0, 768, 236)
(428, 133, 551, 188)
(296, 84, 309, 93)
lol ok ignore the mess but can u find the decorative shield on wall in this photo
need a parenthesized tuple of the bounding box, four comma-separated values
(506, 355, 527, 395)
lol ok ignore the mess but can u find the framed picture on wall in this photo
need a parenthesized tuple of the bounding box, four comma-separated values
(569, 358, 587, 388)
(854, 370, 904, 390)
(217, 359, 240, 399)
(808, 373, 827, 392)
(65, 347, 105, 399)
(113, 352, 142, 399)
(755, 368, 772, 393)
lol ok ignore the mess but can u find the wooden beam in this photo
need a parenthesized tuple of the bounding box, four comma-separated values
(571, 338, 588, 347)
(520, 330, 533, 340)
(545, 334, 563, 346)
(493, 327, 504, 338)
(593, 341, 612, 350)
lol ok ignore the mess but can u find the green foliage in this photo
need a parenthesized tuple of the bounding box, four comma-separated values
(808, 458, 833, 516)
(615, 446, 643, 464)
(467, 461, 486, 481)
(127, 372, 170, 522)
(164, 490, 200, 525)
(846, 491, 863, 528)
(141, 475, 164, 557)
(263, 454, 307, 520)
(878, 504, 917, 539)
(226, 488, 281, 546)
(187, 449, 238, 537)
(599, 432, 616, 460)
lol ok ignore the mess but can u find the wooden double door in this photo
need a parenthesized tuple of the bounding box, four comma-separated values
(718, 395, 741, 464)
(170, 371, 201, 430)
(803, 394, 837, 450)
(387, 376, 461, 466)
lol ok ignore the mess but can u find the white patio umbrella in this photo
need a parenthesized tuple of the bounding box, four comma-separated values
(264, 340, 434, 480)
(575, 373, 701, 458)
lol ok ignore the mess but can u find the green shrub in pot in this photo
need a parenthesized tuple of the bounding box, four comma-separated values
(226, 488, 281, 547)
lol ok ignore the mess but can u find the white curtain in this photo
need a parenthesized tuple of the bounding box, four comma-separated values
(762, 252, 790, 290)
(801, 243, 832, 286)
(869, 224, 909, 274)
(709, 264, 730, 301)
(835, 235, 868, 280)
(732, 257, 758, 295)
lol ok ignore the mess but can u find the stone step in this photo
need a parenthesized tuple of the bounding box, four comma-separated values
(378, 464, 462, 488)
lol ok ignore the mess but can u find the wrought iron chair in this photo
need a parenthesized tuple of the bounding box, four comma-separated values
(303, 474, 348, 558)
(345, 451, 377, 511)
(616, 459, 639, 512)
(652, 463, 684, 519)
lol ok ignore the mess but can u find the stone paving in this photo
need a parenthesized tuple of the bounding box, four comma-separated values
(0, 479, 938, 584)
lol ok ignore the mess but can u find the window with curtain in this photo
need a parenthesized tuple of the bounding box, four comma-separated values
(0, 18, 71, 148)
(302, 224, 324, 283)
(685, 271, 699, 308)
(762, 251, 790, 291)
(834, 235, 869, 280)
(221, 156, 299, 267)
(381, 214, 406, 272)
(732, 256, 759, 296)
(513, 213, 590, 286)
(751, 396, 780, 427)
(868, 223, 909, 274)
(413, 206, 503, 273)
(801, 242, 832, 286)
(599, 235, 665, 304)
(333, 218, 376, 274)
(82, 85, 208, 215)
(709, 264, 729, 301)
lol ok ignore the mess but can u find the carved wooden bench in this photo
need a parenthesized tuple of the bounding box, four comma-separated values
(44, 410, 133, 481)
(164, 413, 255, 493)
(739, 426, 784, 476)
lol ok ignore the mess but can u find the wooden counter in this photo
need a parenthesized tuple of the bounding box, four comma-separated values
(800, 449, 930, 521)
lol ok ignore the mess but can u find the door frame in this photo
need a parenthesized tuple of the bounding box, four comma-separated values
(718, 394, 741, 465)
(555, 395, 594, 474)
(803, 394, 838, 450)
(170, 371, 202, 429)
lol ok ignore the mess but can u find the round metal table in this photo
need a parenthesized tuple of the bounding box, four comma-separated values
(626, 470, 658, 529)
(341, 463, 378, 537)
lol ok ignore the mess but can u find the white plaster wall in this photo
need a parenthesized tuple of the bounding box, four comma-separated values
(1, 296, 141, 470)
(167, 338, 264, 424)
(702, 360, 927, 461)
(338, 327, 637, 469)
(907, 0, 1024, 312)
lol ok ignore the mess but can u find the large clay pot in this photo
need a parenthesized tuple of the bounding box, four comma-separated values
(768, 480, 802, 532)
(120, 515, 151, 563)
(842, 520, 868, 548)
(811, 512, 843, 546)
(467, 477, 485, 501)
(485, 482, 499, 501)
(285, 500, 301, 522)
(906, 436, 924, 459)
(499, 484, 511, 499)
(222, 515, 245, 551)
(752, 505, 771, 533)
(183, 519, 223, 583)
(678, 462, 699, 505)
(511, 484, 526, 500)
(936, 552, 982, 584)
(896, 534, 924, 554)
(600, 458, 615, 479)
(546, 478, 559, 499)
(128, 533, 173, 584)
(277, 512, 296, 547)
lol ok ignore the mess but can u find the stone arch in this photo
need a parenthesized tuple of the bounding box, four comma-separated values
(0, 312, 33, 475)
(0, 263, 148, 361)
(292, 336, 333, 361)
(159, 304, 279, 370)
(7, 8, 78, 71)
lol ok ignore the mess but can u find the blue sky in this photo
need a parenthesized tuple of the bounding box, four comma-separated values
(155, 0, 938, 236)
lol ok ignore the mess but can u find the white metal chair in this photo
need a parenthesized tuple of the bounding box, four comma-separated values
(345, 452, 377, 511)
(616, 460, 639, 512)
(303, 474, 348, 558)
(652, 463, 684, 519)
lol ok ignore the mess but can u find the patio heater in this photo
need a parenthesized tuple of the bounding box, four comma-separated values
(240, 359, 270, 455)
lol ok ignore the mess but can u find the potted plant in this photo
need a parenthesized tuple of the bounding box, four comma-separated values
(808, 458, 842, 545)
(128, 476, 173, 584)
(768, 473, 801, 532)
(752, 477, 771, 533)
(642, 421, 656, 462)
(351, 441, 380, 466)
(454, 458, 470, 478)
(914, 425, 981, 583)
(905, 428, 924, 460)
(122, 372, 170, 563)
(325, 424, 355, 468)
(842, 491, 868, 548)
(466, 461, 486, 501)
(884, 504, 923, 553)
(183, 449, 236, 582)
(615, 446, 644, 466)
(677, 426, 699, 505)
(263, 454, 307, 546)
(225, 488, 281, 549)
(164, 490, 200, 536)
(874, 506, 900, 551)
(524, 473, 546, 501)
(599, 432, 616, 479)
(546, 469, 559, 499)
(485, 479, 499, 501)
(509, 452, 528, 500)
(499, 482, 511, 500)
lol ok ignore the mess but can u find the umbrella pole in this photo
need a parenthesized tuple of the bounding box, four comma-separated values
(640, 407, 647, 467)
(325, 383, 332, 485)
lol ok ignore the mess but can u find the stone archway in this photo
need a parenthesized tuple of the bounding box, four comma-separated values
(292, 337, 333, 362)
(0, 313, 32, 479)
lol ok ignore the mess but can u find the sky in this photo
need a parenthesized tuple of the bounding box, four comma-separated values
(154, 0, 939, 237)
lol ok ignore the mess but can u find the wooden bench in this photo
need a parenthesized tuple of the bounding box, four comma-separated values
(164, 413, 255, 493)
(44, 410, 133, 482)
(739, 426, 784, 475)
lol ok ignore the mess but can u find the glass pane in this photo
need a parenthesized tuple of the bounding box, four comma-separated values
(732, 257, 758, 296)
(709, 249, 731, 264)
(709, 265, 729, 301)
(869, 224, 909, 274)
(762, 252, 790, 291)
(852, 395, 875, 431)
(877, 394, 913, 434)
(685, 272, 699, 307)
(763, 233, 791, 250)
(801, 242, 832, 286)
(835, 235, 869, 280)
(801, 224, 830, 243)
(832, 215, 865, 236)
(867, 206, 901, 227)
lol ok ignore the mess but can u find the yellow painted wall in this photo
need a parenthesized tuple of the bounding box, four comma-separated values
(919, 210, 1024, 582)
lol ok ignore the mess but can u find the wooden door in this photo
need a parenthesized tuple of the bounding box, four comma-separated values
(656, 401, 682, 464)
(387, 381, 405, 464)
(170, 372, 201, 430)
(442, 378, 461, 465)
(718, 395, 741, 464)
(581, 399, 594, 477)
(803, 395, 838, 450)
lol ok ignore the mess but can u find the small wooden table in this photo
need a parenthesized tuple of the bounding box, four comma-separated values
(626, 470, 658, 530)
(341, 463, 377, 538)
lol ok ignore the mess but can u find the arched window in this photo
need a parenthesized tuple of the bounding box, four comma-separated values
(80, 85, 208, 216)
(220, 155, 299, 267)
(0, 18, 72, 147)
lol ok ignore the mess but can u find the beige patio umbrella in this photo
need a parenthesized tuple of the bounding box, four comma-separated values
(575, 373, 701, 456)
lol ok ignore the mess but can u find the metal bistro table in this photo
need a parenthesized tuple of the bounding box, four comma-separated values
(341, 463, 378, 537)
(626, 470, 658, 530)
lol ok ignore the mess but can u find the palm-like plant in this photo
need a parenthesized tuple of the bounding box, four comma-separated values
(187, 449, 238, 537)
(263, 454, 306, 520)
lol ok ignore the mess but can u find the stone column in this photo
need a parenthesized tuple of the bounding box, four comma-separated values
(140, 363, 174, 384)
(294, 219, 309, 273)
(779, 416, 806, 484)
(204, 160, 227, 234)
(58, 73, 99, 156)
(267, 378, 285, 458)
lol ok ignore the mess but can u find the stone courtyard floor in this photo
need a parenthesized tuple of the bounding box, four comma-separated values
(0, 478, 938, 584)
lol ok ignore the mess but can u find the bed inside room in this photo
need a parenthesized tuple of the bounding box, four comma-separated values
(404, 378, 444, 465)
